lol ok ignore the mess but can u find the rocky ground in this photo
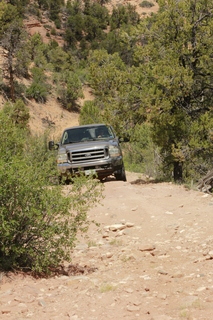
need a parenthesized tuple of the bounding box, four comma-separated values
(1, 172, 213, 320)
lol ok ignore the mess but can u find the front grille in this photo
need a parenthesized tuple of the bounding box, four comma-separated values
(68, 147, 108, 163)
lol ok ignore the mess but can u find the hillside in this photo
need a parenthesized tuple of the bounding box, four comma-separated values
(26, 0, 158, 138)
(0, 0, 159, 138)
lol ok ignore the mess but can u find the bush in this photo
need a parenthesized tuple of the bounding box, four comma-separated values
(139, 1, 154, 8)
(80, 100, 103, 125)
(123, 123, 161, 178)
(55, 70, 84, 110)
(0, 109, 103, 274)
(26, 67, 50, 103)
(50, 27, 57, 35)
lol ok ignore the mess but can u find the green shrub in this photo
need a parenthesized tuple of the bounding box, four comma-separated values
(3, 99, 30, 129)
(55, 70, 84, 110)
(139, 1, 154, 8)
(0, 109, 103, 274)
(26, 67, 50, 102)
(50, 27, 57, 35)
(123, 123, 161, 178)
(80, 100, 102, 125)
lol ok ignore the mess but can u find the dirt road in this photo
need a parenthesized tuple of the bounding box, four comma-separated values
(1, 172, 213, 320)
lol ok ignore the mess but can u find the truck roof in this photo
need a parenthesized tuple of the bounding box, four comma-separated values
(63, 124, 108, 131)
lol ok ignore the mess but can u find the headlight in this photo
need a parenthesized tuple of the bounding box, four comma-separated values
(57, 152, 67, 163)
(109, 145, 121, 157)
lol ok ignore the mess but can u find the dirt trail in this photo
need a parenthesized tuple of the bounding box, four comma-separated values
(1, 172, 213, 320)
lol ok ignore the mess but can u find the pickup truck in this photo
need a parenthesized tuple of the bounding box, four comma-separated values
(48, 124, 127, 182)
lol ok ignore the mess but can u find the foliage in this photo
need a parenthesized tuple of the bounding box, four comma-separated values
(87, 49, 126, 97)
(84, 1, 109, 30)
(15, 44, 31, 78)
(47, 45, 69, 72)
(54, 70, 84, 110)
(0, 1, 19, 38)
(2, 99, 30, 129)
(6, 0, 30, 15)
(110, 4, 140, 30)
(123, 123, 161, 178)
(86, 50, 148, 137)
(28, 33, 46, 61)
(80, 100, 103, 125)
(139, 1, 154, 8)
(102, 24, 140, 65)
(135, 0, 213, 181)
(64, 0, 109, 49)
(1, 19, 28, 101)
(0, 107, 103, 273)
(26, 67, 50, 102)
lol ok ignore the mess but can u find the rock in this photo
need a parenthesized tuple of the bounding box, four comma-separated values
(125, 288, 134, 293)
(102, 233, 109, 238)
(125, 222, 135, 228)
(106, 252, 113, 258)
(138, 245, 156, 252)
(208, 250, 213, 258)
(126, 305, 140, 312)
(171, 272, 184, 278)
(1, 310, 11, 314)
(196, 286, 207, 292)
(109, 224, 126, 231)
(38, 300, 46, 307)
(165, 211, 173, 215)
(158, 270, 168, 275)
(157, 293, 167, 300)
(131, 207, 138, 211)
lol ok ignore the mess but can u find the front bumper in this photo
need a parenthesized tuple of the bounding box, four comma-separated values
(57, 156, 123, 179)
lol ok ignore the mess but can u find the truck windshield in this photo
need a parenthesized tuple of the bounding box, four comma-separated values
(61, 125, 115, 144)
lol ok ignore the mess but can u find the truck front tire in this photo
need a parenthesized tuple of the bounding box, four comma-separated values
(115, 165, 127, 181)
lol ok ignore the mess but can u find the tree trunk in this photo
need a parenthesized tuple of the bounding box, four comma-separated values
(9, 62, 15, 102)
(173, 161, 183, 182)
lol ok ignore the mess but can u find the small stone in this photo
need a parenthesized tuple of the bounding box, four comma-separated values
(158, 270, 168, 275)
(171, 272, 184, 278)
(208, 250, 213, 258)
(125, 222, 135, 228)
(38, 299, 46, 307)
(102, 233, 109, 238)
(196, 286, 207, 292)
(126, 305, 140, 312)
(110, 224, 126, 231)
(131, 207, 138, 211)
(116, 230, 125, 237)
(139, 245, 156, 252)
(1, 310, 11, 314)
(125, 288, 134, 293)
(144, 287, 150, 291)
(157, 293, 167, 300)
(106, 252, 113, 258)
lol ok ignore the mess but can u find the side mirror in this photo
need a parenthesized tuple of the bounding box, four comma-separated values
(48, 140, 55, 150)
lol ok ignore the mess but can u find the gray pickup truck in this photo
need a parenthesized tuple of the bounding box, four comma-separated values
(48, 124, 127, 182)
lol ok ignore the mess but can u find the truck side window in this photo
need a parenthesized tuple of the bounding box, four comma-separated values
(62, 131, 69, 144)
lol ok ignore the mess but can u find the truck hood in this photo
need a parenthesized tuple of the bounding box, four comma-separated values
(60, 139, 118, 152)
